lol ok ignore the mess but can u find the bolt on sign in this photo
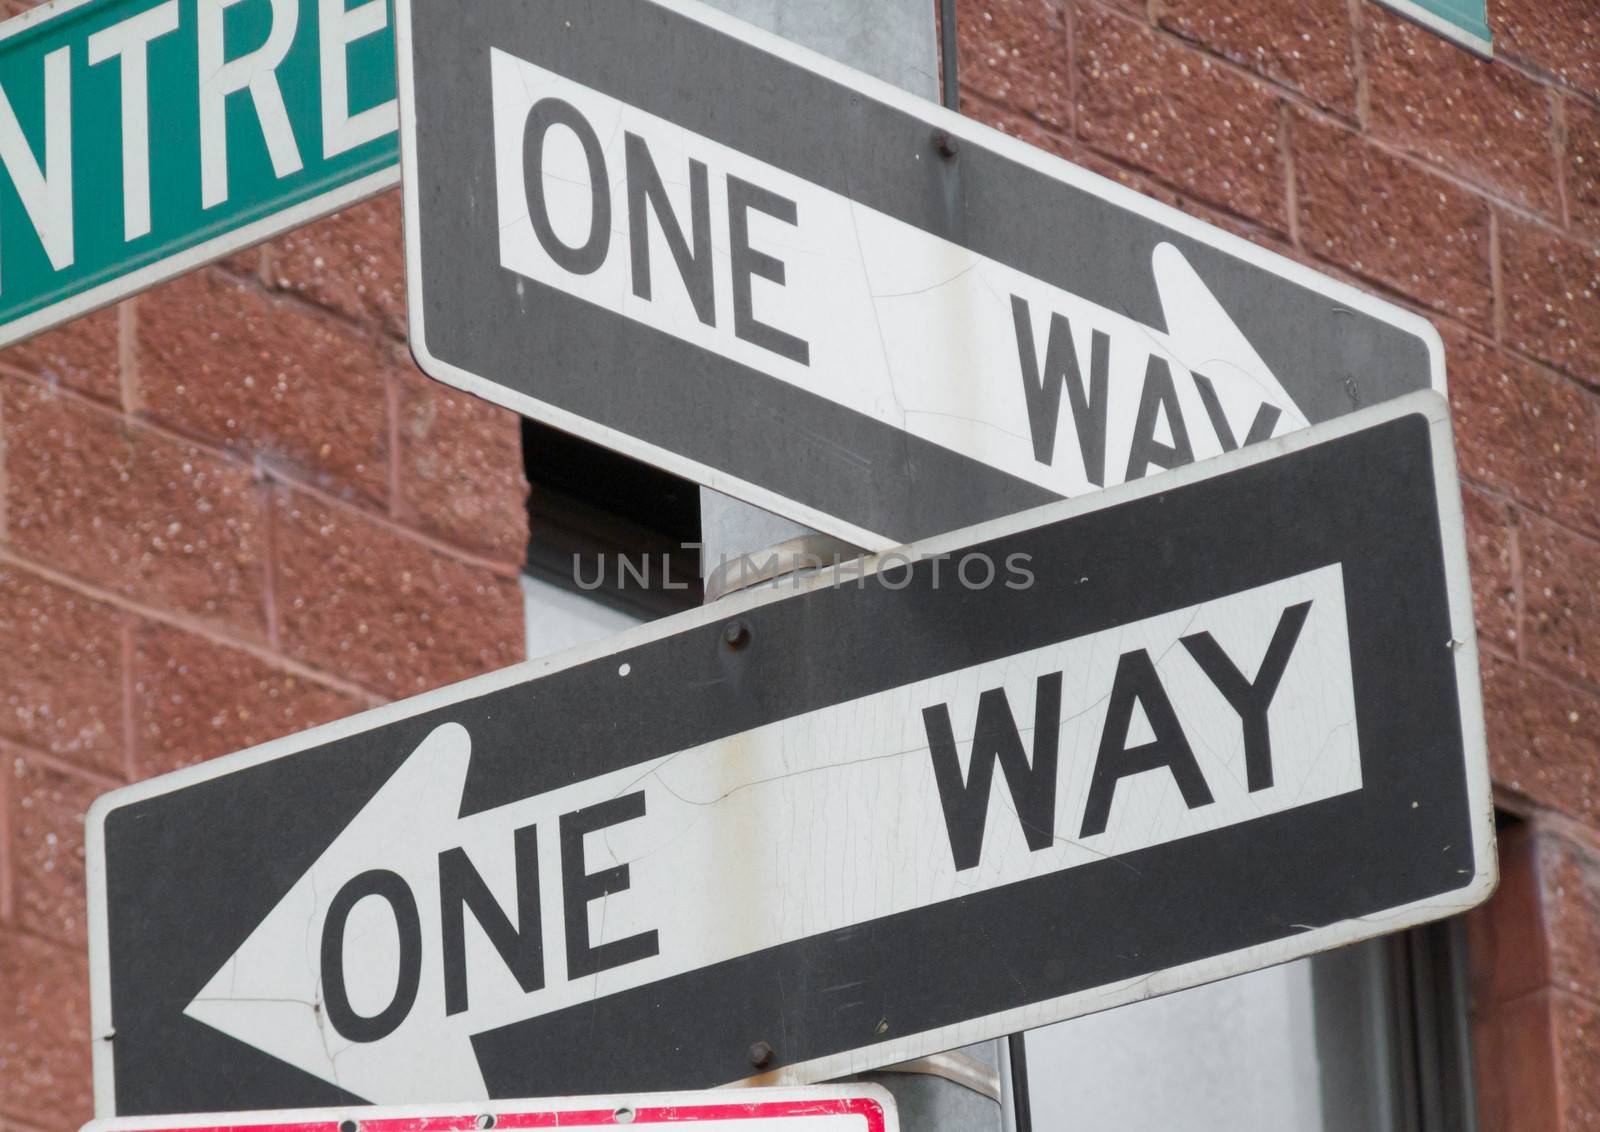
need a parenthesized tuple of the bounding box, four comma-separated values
(0, 0, 399, 348)
(398, 0, 1448, 550)
(83, 1087, 900, 1132)
(88, 392, 1494, 1117)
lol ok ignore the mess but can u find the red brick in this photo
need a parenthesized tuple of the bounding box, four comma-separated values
(1567, 99, 1600, 242)
(1157, 0, 1356, 115)
(1501, 218, 1600, 388)
(1553, 990, 1600, 1131)
(0, 930, 91, 1126)
(0, 567, 123, 777)
(1363, 6, 1559, 217)
(1, 758, 9, 920)
(219, 245, 267, 282)
(1533, 831, 1600, 1004)
(1491, 0, 1600, 105)
(273, 488, 524, 697)
(1293, 112, 1491, 320)
(3, 380, 269, 638)
(965, 100, 1282, 251)
(136, 270, 391, 507)
(964, 95, 1075, 161)
(1481, 653, 1600, 827)
(0, 306, 120, 406)
(1468, 825, 1549, 1007)
(131, 622, 367, 780)
(971, 108, 1293, 259)
(1461, 485, 1519, 652)
(1062, 140, 1298, 252)
(1523, 516, 1600, 687)
(958, 0, 1070, 129)
(0, 1118, 48, 1132)
(1463, 823, 1600, 1132)
(268, 191, 408, 339)
(1473, 988, 1560, 1132)
(1467, 824, 1600, 1029)
(9, 753, 106, 948)
(1448, 332, 1600, 539)
(1075, 4, 1287, 231)
(393, 364, 529, 564)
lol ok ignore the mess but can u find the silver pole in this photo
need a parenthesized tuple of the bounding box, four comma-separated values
(697, 2, 1004, 1128)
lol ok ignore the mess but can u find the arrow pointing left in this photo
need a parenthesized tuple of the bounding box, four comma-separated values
(181, 561, 1364, 1104)
(185, 723, 488, 1103)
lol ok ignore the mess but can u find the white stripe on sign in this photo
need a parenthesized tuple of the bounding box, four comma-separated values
(489, 46, 1310, 498)
(82, 1086, 896, 1132)
(185, 564, 1357, 1105)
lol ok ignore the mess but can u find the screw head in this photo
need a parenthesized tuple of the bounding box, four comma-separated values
(933, 130, 959, 159)
(748, 1039, 775, 1069)
(722, 620, 751, 650)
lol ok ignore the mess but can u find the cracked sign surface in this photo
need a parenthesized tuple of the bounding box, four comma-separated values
(398, 0, 1444, 549)
(89, 393, 1493, 1116)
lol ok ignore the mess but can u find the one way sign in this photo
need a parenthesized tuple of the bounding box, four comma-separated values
(398, 0, 1446, 549)
(87, 392, 1493, 1118)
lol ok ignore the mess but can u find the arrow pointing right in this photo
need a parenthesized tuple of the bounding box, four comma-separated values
(489, 44, 1315, 537)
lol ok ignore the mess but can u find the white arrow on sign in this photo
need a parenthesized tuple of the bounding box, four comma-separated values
(186, 565, 1359, 1103)
(490, 47, 1309, 506)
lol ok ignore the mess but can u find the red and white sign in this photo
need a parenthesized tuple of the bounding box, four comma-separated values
(81, 1087, 898, 1132)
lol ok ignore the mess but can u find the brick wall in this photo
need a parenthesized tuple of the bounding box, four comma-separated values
(960, 0, 1600, 1126)
(0, 193, 529, 1128)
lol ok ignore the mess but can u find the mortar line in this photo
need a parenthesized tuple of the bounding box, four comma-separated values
(1089, 0, 1583, 236)
(3, 741, 124, 791)
(1282, 102, 1300, 250)
(1349, 0, 1369, 130)
(1507, 497, 1525, 664)
(0, 546, 383, 705)
(117, 297, 141, 416)
(0, 735, 12, 925)
(386, 369, 403, 522)
(121, 617, 137, 784)
(0, 368, 524, 577)
(262, 475, 282, 654)
(1550, 90, 1570, 233)
(1490, 210, 1506, 345)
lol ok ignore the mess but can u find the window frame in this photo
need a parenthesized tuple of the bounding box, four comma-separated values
(1003, 919, 1480, 1132)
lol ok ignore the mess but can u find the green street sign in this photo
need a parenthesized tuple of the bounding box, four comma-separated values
(0, 0, 398, 347)
(1375, 0, 1492, 56)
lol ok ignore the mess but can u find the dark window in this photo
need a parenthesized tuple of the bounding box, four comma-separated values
(522, 418, 703, 618)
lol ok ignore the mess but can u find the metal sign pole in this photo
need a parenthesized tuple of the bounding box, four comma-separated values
(696, 3, 1003, 1128)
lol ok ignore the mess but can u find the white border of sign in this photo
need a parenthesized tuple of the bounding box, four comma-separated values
(0, 0, 400, 351)
(395, 0, 1450, 554)
(82, 1084, 901, 1132)
(1374, 0, 1494, 58)
(86, 389, 1494, 1116)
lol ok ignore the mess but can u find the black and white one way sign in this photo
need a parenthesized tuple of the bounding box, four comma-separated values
(88, 392, 1493, 1118)
(398, 0, 1447, 548)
